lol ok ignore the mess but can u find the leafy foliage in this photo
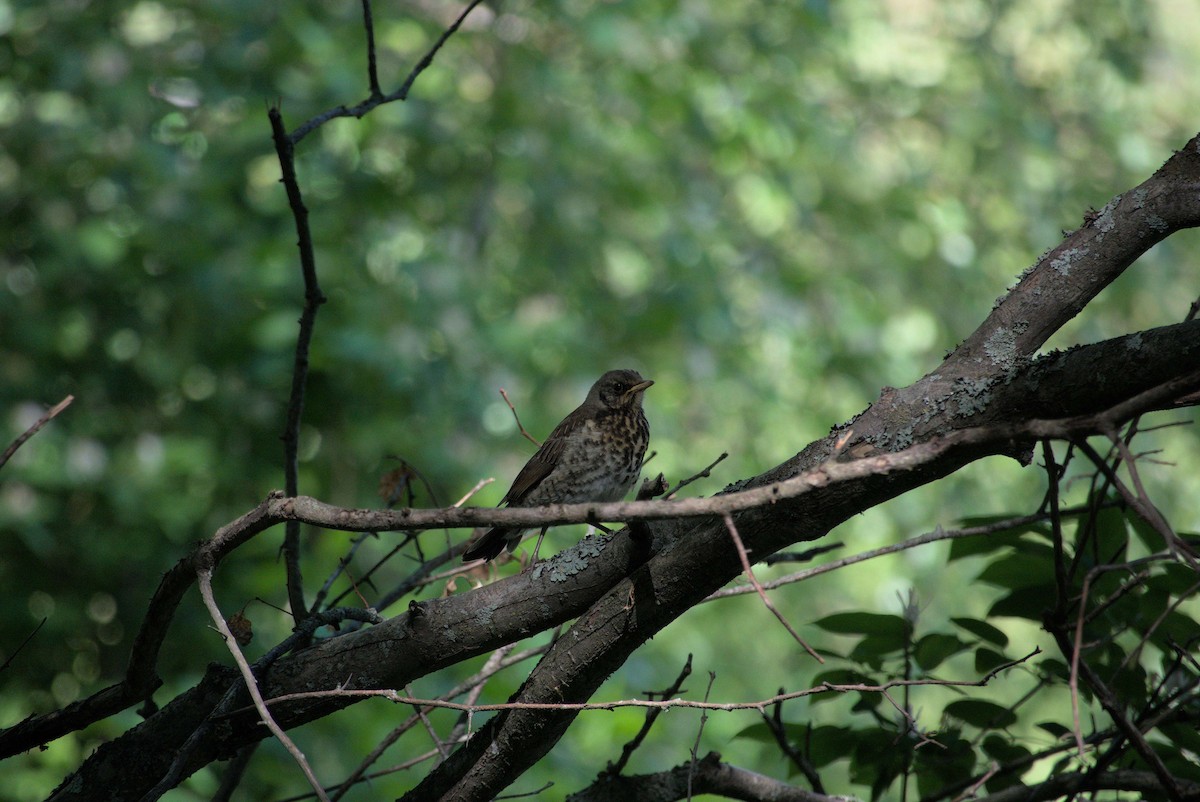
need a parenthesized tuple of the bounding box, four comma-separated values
(2, 0, 1200, 800)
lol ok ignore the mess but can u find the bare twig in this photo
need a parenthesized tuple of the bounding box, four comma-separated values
(197, 568, 330, 801)
(1066, 554, 1178, 759)
(0, 394, 73, 470)
(666, 452, 728, 499)
(268, 104, 325, 627)
(500, 388, 541, 447)
(289, 0, 488, 145)
(253, 656, 1037, 718)
(722, 513, 822, 662)
(268, 0, 485, 632)
(952, 763, 1000, 802)
(1110, 435, 1196, 567)
(1074, 438, 1196, 569)
(328, 641, 549, 800)
(212, 744, 258, 802)
(360, 0, 381, 97)
(603, 654, 693, 777)
(1061, 629, 1187, 802)
(686, 672, 717, 801)
(0, 617, 46, 673)
(705, 502, 1115, 602)
(1115, 578, 1200, 677)
(311, 533, 375, 613)
(761, 694, 824, 792)
(407, 683, 449, 760)
(326, 478, 494, 613)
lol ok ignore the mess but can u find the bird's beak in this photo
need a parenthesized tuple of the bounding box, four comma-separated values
(626, 379, 654, 397)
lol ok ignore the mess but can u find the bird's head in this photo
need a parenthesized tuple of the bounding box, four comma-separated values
(590, 369, 654, 410)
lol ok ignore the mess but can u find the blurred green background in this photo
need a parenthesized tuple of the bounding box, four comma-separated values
(3, 0, 1199, 798)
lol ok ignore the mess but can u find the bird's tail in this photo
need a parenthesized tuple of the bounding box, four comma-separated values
(462, 527, 516, 562)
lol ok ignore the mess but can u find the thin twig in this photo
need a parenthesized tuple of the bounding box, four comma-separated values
(1067, 557, 1175, 758)
(326, 479, 494, 615)
(761, 693, 823, 792)
(1115, 578, 1200, 678)
(0, 617, 46, 673)
(603, 654, 694, 777)
(360, 0, 381, 97)
(290, 0, 488, 145)
(268, 104, 325, 627)
(665, 452, 728, 499)
(328, 641, 546, 800)
(407, 683, 449, 760)
(1110, 435, 1196, 567)
(252, 655, 1039, 718)
(686, 672, 717, 802)
(1060, 628, 1187, 802)
(722, 513, 823, 662)
(705, 502, 1116, 602)
(1075, 438, 1196, 569)
(1042, 440, 1070, 614)
(311, 533, 374, 613)
(197, 568, 330, 802)
(951, 762, 1000, 802)
(501, 388, 541, 447)
(0, 395, 73, 470)
(212, 744, 259, 802)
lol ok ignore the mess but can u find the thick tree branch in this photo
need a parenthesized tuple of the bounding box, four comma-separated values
(44, 134, 1200, 800)
(566, 752, 835, 802)
(395, 138, 1200, 798)
(960, 149, 1200, 364)
(973, 769, 1200, 802)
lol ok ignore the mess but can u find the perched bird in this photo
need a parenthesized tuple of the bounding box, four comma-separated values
(463, 369, 653, 563)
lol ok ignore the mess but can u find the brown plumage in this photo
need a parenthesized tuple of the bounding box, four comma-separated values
(463, 369, 653, 562)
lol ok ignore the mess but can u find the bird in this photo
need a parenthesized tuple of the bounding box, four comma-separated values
(463, 369, 653, 563)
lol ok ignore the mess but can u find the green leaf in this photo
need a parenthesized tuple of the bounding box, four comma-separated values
(812, 668, 876, 687)
(1146, 564, 1200, 595)
(850, 729, 909, 801)
(1038, 658, 1070, 681)
(975, 647, 1011, 674)
(914, 633, 969, 671)
(732, 721, 777, 745)
(982, 734, 1031, 763)
(947, 521, 1050, 561)
(943, 699, 1017, 728)
(987, 585, 1056, 621)
(1160, 723, 1200, 755)
(851, 691, 885, 715)
(1037, 721, 1072, 738)
(952, 617, 1009, 647)
(1158, 610, 1200, 643)
(813, 612, 911, 637)
(975, 547, 1055, 590)
(1091, 505, 1129, 563)
(849, 631, 909, 665)
(1127, 513, 1165, 552)
(915, 732, 976, 797)
(807, 725, 857, 768)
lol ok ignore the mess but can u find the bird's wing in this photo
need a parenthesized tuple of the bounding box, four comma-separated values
(501, 413, 579, 504)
